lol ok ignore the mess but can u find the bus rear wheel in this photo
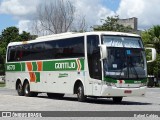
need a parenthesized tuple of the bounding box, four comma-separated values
(23, 82, 38, 97)
(77, 84, 86, 102)
(17, 82, 24, 96)
(47, 93, 64, 98)
(113, 97, 123, 103)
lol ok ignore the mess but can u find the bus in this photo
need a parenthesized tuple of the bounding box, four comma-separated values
(5, 32, 156, 103)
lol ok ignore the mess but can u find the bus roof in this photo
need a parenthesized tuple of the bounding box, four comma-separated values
(8, 31, 140, 47)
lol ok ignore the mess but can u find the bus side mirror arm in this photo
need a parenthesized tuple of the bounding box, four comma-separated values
(145, 47, 156, 63)
(99, 45, 107, 60)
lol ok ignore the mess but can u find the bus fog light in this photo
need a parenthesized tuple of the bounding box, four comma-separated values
(105, 82, 116, 86)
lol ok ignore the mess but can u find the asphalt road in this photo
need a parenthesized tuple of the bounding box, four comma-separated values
(0, 87, 160, 119)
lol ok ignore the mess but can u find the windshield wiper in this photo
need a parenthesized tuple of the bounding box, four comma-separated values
(118, 62, 125, 80)
(129, 60, 139, 80)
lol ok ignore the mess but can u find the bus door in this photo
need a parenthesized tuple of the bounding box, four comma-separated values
(87, 35, 102, 96)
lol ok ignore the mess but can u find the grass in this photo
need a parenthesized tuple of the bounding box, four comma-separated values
(0, 82, 5, 87)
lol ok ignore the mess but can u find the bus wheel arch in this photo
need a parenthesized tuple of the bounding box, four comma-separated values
(16, 79, 24, 96)
(74, 80, 86, 102)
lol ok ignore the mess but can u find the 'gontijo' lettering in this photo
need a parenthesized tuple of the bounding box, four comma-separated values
(55, 62, 76, 69)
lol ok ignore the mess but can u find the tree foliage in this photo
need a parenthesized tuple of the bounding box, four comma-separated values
(141, 25, 160, 78)
(0, 27, 36, 75)
(142, 25, 160, 53)
(93, 16, 133, 32)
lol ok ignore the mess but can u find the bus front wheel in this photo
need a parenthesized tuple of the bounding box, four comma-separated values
(23, 82, 38, 97)
(77, 84, 86, 102)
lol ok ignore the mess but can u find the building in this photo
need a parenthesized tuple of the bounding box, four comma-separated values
(118, 17, 138, 31)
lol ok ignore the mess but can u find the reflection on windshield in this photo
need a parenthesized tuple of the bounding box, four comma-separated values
(104, 47, 147, 79)
(103, 36, 143, 48)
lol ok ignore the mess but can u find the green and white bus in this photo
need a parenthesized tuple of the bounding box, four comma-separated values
(5, 32, 156, 103)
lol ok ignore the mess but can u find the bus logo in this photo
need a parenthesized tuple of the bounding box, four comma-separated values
(55, 62, 76, 70)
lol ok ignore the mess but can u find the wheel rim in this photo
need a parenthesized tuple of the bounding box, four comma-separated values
(17, 84, 22, 93)
(77, 87, 82, 98)
(24, 83, 29, 95)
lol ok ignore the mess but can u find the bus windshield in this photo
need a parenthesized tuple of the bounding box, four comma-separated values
(102, 36, 147, 80)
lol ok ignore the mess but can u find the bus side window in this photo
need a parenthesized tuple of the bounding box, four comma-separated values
(8, 46, 20, 62)
(87, 35, 102, 80)
(16, 50, 23, 61)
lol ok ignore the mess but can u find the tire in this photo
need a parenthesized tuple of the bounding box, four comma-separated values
(17, 82, 24, 96)
(77, 84, 86, 102)
(23, 82, 38, 97)
(113, 97, 123, 103)
(47, 93, 64, 98)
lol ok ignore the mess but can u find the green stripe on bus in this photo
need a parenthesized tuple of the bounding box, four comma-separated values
(43, 59, 84, 71)
(6, 58, 85, 72)
(32, 62, 37, 71)
(21, 62, 25, 71)
(80, 59, 84, 70)
(104, 77, 117, 83)
(104, 77, 147, 84)
(124, 79, 147, 84)
(6, 63, 21, 71)
(35, 72, 40, 82)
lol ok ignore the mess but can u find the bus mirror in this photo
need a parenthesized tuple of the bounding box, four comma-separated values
(99, 45, 107, 60)
(145, 48, 156, 63)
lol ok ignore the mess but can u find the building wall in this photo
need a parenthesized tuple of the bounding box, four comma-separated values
(118, 17, 138, 31)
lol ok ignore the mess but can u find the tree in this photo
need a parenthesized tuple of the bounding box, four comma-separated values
(0, 27, 36, 75)
(93, 15, 133, 32)
(141, 25, 160, 78)
(0, 55, 4, 75)
(20, 31, 37, 41)
(142, 25, 160, 53)
(32, 0, 86, 35)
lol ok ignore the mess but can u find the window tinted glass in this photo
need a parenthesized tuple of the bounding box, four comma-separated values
(7, 36, 84, 62)
(44, 37, 84, 59)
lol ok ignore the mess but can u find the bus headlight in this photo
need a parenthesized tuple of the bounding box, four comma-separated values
(103, 81, 116, 87)
(106, 82, 116, 87)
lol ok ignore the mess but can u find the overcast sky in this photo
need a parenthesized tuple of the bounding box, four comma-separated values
(0, 0, 160, 33)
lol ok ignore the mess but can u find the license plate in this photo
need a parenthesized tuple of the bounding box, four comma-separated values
(124, 90, 132, 94)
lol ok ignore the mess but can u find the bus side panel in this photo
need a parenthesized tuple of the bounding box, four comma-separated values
(84, 71, 93, 96)
(56, 71, 72, 94)
(46, 71, 84, 94)
(46, 71, 64, 93)
(5, 72, 16, 89)
(33, 72, 47, 92)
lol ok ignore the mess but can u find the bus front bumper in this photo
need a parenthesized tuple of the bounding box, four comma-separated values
(101, 85, 146, 97)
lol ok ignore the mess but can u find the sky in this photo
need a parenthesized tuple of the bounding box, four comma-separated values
(0, 0, 160, 34)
